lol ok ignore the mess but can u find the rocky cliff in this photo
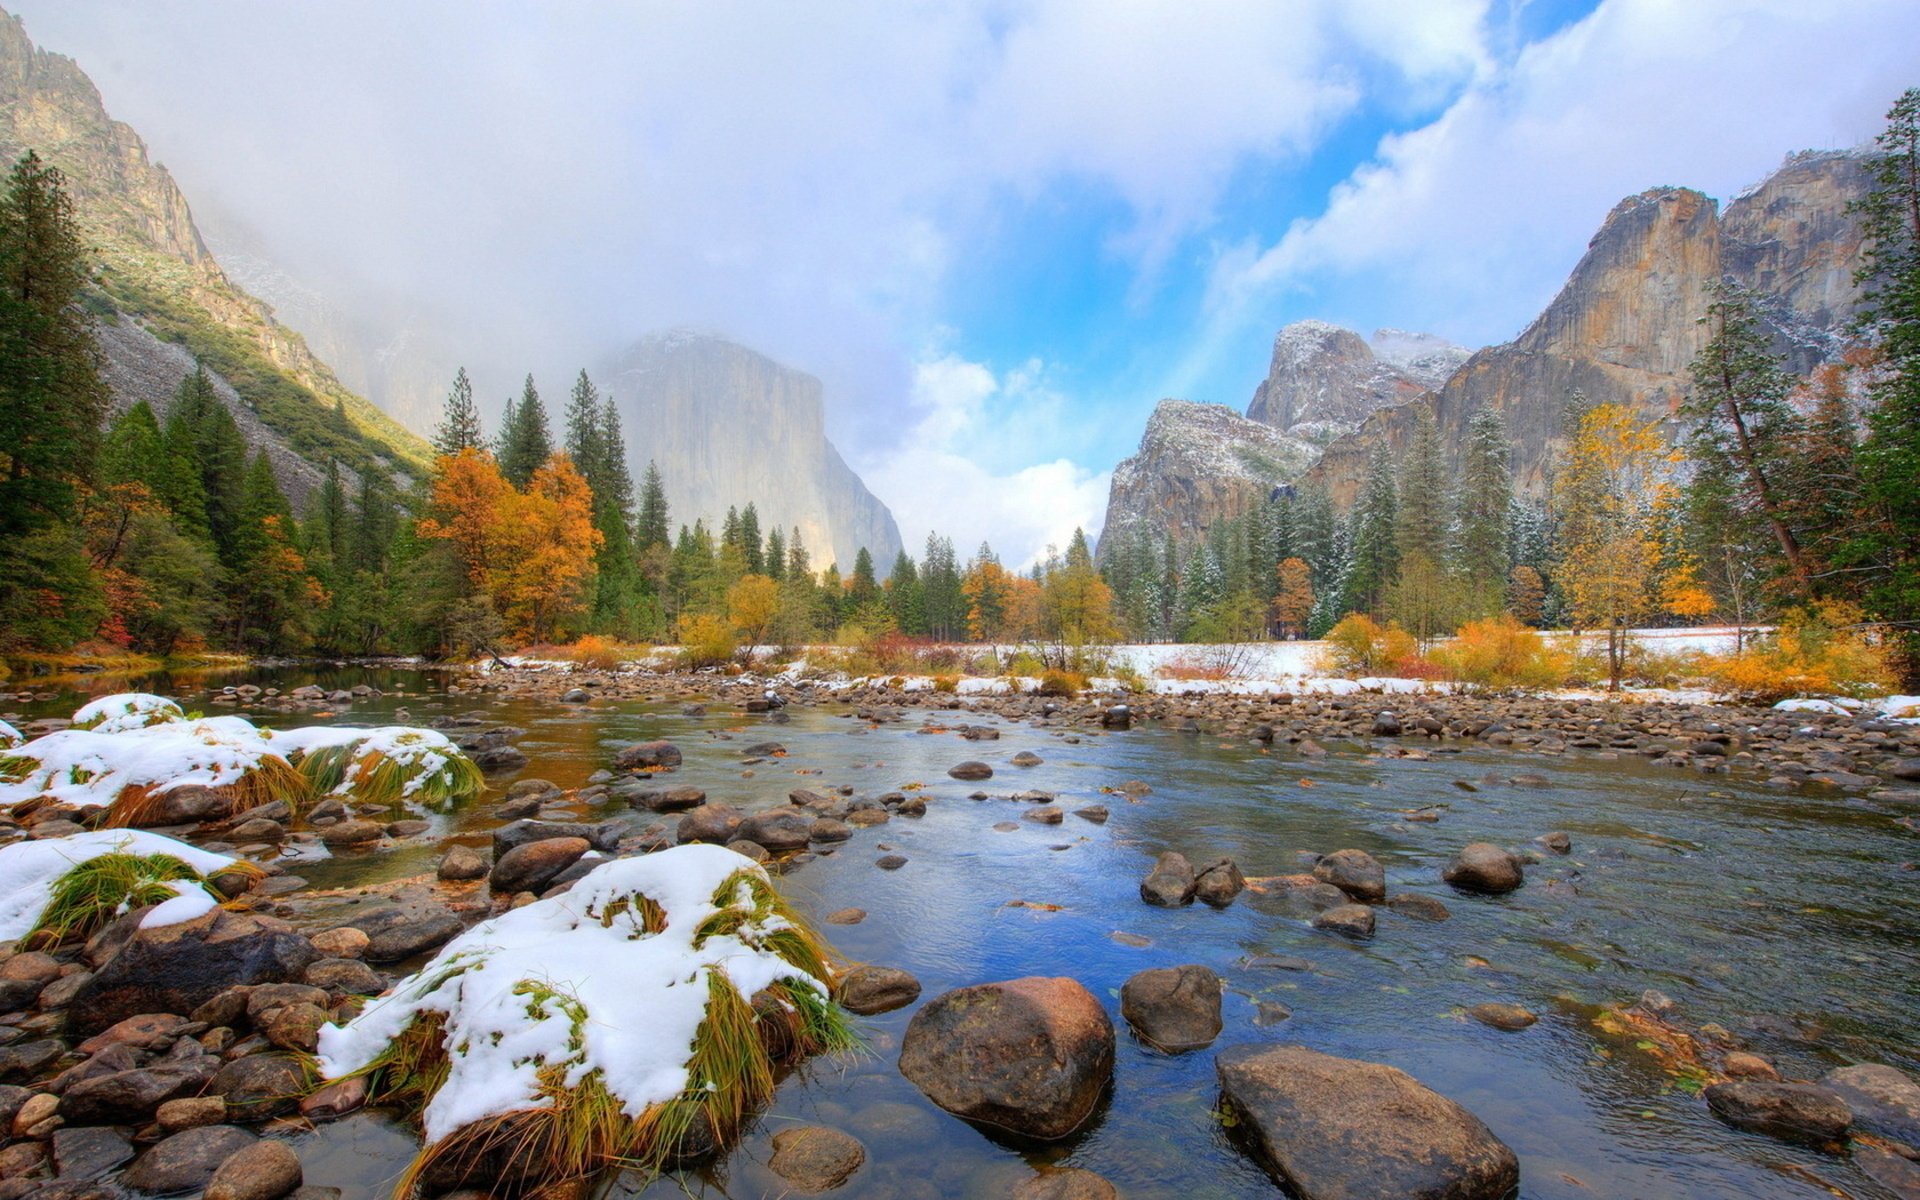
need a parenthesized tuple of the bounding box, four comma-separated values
(1303, 149, 1874, 507)
(603, 332, 902, 572)
(1247, 320, 1466, 443)
(0, 9, 427, 500)
(1097, 400, 1317, 555)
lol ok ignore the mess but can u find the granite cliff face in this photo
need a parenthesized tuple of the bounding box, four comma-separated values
(1303, 149, 1873, 506)
(1248, 321, 1466, 443)
(1097, 400, 1317, 555)
(604, 333, 902, 572)
(0, 9, 426, 500)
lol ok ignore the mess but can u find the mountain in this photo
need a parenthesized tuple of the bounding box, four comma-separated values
(1303, 149, 1874, 506)
(0, 9, 427, 508)
(1247, 320, 1467, 444)
(1097, 400, 1318, 556)
(603, 332, 902, 571)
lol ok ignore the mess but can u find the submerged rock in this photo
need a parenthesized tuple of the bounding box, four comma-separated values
(1012, 1168, 1119, 1200)
(1704, 1080, 1851, 1143)
(898, 976, 1113, 1140)
(612, 740, 682, 770)
(1819, 1063, 1920, 1144)
(1215, 1044, 1519, 1200)
(948, 761, 993, 781)
(1311, 904, 1376, 940)
(124, 1124, 258, 1195)
(1443, 843, 1525, 894)
(836, 966, 922, 1015)
(767, 1125, 865, 1191)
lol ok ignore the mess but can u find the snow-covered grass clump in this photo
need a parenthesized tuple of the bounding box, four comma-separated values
(0, 720, 19, 750)
(72, 692, 186, 734)
(0, 829, 252, 943)
(273, 725, 484, 812)
(316, 845, 855, 1192)
(0, 714, 306, 825)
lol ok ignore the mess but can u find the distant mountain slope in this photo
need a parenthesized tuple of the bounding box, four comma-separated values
(1248, 320, 1467, 444)
(603, 332, 902, 571)
(1303, 149, 1873, 506)
(0, 9, 428, 498)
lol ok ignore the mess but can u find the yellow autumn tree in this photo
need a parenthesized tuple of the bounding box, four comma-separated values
(727, 573, 780, 647)
(1552, 403, 1675, 690)
(1271, 557, 1314, 638)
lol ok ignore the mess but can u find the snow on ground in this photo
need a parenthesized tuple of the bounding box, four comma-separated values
(0, 715, 288, 810)
(316, 845, 827, 1145)
(0, 829, 237, 941)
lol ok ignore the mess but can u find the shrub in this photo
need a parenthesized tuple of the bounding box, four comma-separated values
(1035, 670, 1087, 697)
(1318, 614, 1418, 677)
(931, 675, 959, 693)
(1705, 601, 1897, 701)
(1429, 615, 1569, 690)
(676, 615, 739, 669)
(567, 635, 621, 672)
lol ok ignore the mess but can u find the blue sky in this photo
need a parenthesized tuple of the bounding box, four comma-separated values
(14, 0, 1920, 566)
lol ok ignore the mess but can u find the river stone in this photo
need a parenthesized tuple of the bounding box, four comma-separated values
(1023, 806, 1064, 825)
(1704, 1080, 1851, 1143)
(1215, 1044, 1519, 1200)
(723, 839, 770, 864)
(1311, 904, 1376, 940)
(826, 908, 866, 925)
(767, 1126, 865, 1192)
(1140, 851, 1196, 907)
(492, 819, 621, 856)
(1820, 1063, 1920, 1144)
(677, 804, 745, 845)
(947, 761, 993, 781)
(1011, 752, 1044, 767)
(299, 1077, 367, 1122)
(434, 844, 488, 882)
(898, 976, 1114, 1140)
(68, 909, 317, 1035)
(51, 1124, 134, 1181)
(1383, 894, 1452, 921)
(304, 958, 384, 995)
(1120, 965, 1222, 1052)
(1011, 1168, 1118, 1200)
(210, 1054, 309, 1121)
(1193, 858, 1246, 908)
(626, 786, 707, 813)
(613, 740, 682, 770)
(0, 1037, 62, 1083)
(1311, 849, 1386, 902)
(61, 1058, 217, 1124)
(490, 837, 590, 894)
(739, 809, 814, 852)
(346, 905, 466, 963)
(205, 1138, 302, 1200)
(157, 1095, 228, 1132)
(308, 928, 370, 959)
(1443, 844, 1525, 894)
(875, 854, 909, 871)
(1468, 1003, 1537, 1031)
(836, 966, 921, 1015)
(318, 819, 385, 847)
(125, 1125, 257, 1195)
(1856, 1144, 1920, 1200)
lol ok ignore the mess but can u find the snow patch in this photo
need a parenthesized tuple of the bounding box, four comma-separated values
(72, 693, 185, 735)
(0, 830, 237, 941)
(0, 716, 289, 810)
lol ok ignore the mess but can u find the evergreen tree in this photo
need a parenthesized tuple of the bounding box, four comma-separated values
(1394, 404, 1450, 562)
(739, 503, 764, 576)
(1455, 407, 1513, 613)
(636, 462, 670, 550)
(1292, 484, 1338, 588)
(166, 366, 247, 563)
(886, 548, 924, 634)
(849, 547, 880, 609)
(1339, 444, 1399, 616)
(764, 526, 787, 584)
(921, 533, 965, 640)
(497, 375, 552, 489)
(562, 370, 605, 482)
(433, 367, 485, 456)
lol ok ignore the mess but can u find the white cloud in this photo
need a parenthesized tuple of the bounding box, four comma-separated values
(855, 355, 1112, 570)
(1206, 0, 1920, 350)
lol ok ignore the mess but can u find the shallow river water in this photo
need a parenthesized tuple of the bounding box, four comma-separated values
(16, 666, 1920, 1200)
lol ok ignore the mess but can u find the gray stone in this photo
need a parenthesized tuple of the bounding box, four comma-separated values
(1140, 851, 1196, 907)
(1311, 849, 1386, 902)
(1705, 1080, 1851, 1143)
(204, 1138, 302, 1200)
(124, 1125, 257, 1195)
(1120, 964, 1222, 1052)
(1443, 843, 1524, 894)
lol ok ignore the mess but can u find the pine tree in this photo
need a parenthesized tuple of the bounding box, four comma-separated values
(497, 375, 552, 489)
(433, 367, 485, 456)
(849, 547, 880, 608)
(921, 533, 964, 640)
(562, 370, 605, 483)
(738, 503, 764, 576)
(886, 548, 924, 634)
(636, 462, 670, 550)
(764, 526, 787, 584)
(1339, 444, 1399, 616)
(1292, 483, 1338, 589)
(166, 366, 247, 563)
(1394, 405, 1450, 563)
(1455, 407, 1512, 613)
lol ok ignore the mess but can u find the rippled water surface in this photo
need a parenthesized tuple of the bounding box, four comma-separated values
(14, 666, 1920, 1200)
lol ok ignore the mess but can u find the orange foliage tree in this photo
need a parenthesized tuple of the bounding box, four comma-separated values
(1271, 557, 1314, 638)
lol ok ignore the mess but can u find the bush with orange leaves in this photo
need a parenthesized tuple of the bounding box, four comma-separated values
(1427, 615, 1570, 690)
(676, 614, 739, 669)
(1704, 601, 1896, 701)
(1316, 614, 1419, 677)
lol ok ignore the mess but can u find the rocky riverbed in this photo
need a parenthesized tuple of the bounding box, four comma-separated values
(0, 665, 1916, 1200)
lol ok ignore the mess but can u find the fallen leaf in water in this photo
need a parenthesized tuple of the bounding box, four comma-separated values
(1298, 779, 1315, 788)
(1004, 900, 1064, 912)
(1558, 1173, 1588, 1188)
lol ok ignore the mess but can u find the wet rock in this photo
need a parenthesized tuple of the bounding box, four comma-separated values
(739, 809, 815, 852)
(346, 905, 466, 963)
(723, 840, 770, 864)
(767, 1126, 865, 1192)
(1140, 851, 1196, 907)
(50, 1125, 133, 1181)
(307, 928, 369, 960)
(947, 762, 993, 781)
(304, 959, 384, 995)
(559, 689, 590, 704)
(492, 819, 621, 856)
(1723, 1053, 1779, 1080)
(0, 1087, 33, 1134)
(836, 966, 921, 1016)
(808, 818, 853, 844)
(899, 977, 1113, 1140)
(1821, 1063, 1920, 1145)
(75, 1012, 188, 1055)
(1535, 831, 1572, 854)
(875, 855, 909, 871)
(385, 819, 430, 839)
(625, 786, 707, 813)
(1011, 752, 1044, 767)
(1855, 1145, 1920, 1200)
(228, 818, 285, 843)
(125, 1124, 257, 1194)
(613, 740, 682, 770)
(318, 820, 385, 848)
(1311, 849, 1386, 903)
(676, 804, 745, 845)
(1011, 1169, 1118, 1200)
(1705, 1080, 1851, 1143)
(427, 842, 487, 882)
(1193, 858, 1246, 908)
(204, 1138, 302, 1200)
(1382, 894, 1452, 921)
(846, 808, 891, 828)
(1372, 712, 1403, 737)
(1467, 1003, 1537, 1031)
(210, 1054, 309, 1121)
(490, 837, 590, 894)
(68, 910, 317, 1036)
(1120, 964, 1222, 1052)
(157, 1095, 228, 1132)
(1100, 706, 1131, 730)
(826, 909, 866, 926)
(1073, 805, 1108, 824)
(1215, 1044, 1519, 1200)
(1443, 843, 1525, 895)
(62, 1058, 217, 1124)
(1023, 806, 1064, 825)
(1311, 904, 1376, 940)
(299, 1076, 368, 1122)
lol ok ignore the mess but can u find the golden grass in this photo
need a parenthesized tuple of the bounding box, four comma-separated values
(103, 754, 312, 829)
